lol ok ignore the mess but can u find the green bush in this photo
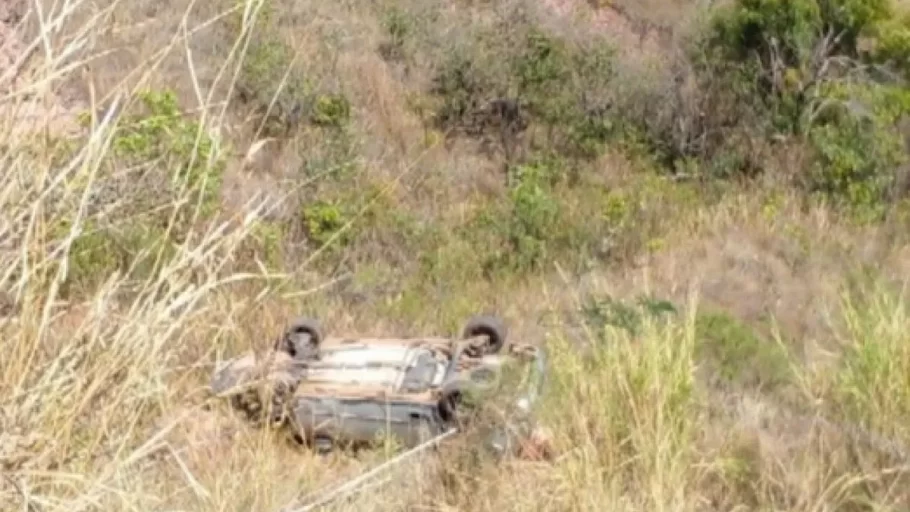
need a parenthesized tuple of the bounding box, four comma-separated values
(581, 294, 678, 338)
(430, 48, 502, 135)
(705, 0, 890, 99)
(301, 200, 353, 249)
(708, 0, 822, 66)
(110, 89, 225, 219)
(807, 82, 910, 220)
(427, 20, 617, 161)
(296, 182, 418, 267)
(55, 88, 224, 293)
(699, 0, 910, 213)
(236, 34, 309, 135)
(695, 310, 792, 390)
(56, 219, 175, 294)
(229, 9, 352, 136)
(868, 13, 910, 78)
(504, 163, 562, 271)
(311, 93, 352, 128)
(518, 30, 617, 157)
(513, 29, 573, 126)
(468, 158, 567, 274)
(820, 0, 890, 50)
(378, 6, 414, 62)
(243, 220, 287, 272)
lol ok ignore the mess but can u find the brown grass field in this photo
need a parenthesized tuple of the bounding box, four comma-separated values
(2, 0, 910, 510)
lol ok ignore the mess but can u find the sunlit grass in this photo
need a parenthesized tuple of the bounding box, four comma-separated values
(2, 0, 910, 510)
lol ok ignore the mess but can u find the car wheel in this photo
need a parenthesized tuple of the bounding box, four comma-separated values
(437, 388, 462, 424)
(461, 315, 507, 354)
(279, 317, 323, 358)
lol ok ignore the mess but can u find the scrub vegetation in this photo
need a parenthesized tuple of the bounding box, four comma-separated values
(3, 0, 910, 509)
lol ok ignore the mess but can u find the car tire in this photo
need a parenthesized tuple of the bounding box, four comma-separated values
(279, 317, 323, 358)
(437, 386, 462, 424)
(461, 315, 507, 354)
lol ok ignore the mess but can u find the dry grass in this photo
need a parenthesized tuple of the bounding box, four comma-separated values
(2, 0, 910, 510)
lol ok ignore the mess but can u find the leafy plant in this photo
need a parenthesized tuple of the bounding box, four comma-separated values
(698, 0, 910, 213)
(311, 93, 352, 127)
(378, 7, 413, 62)
(581, 294, 678, 337)
(112, 89, 225, 217)
(301, 200, 352, 249)
(695, 310, 792, 389)
(806, 81, 910, 220)
(55, 88, 222, 293)
(484, 159, 567, 273)
(427, 20, 616, 161)
(230, 13, 352, 135)
(56, 218, 174, 294)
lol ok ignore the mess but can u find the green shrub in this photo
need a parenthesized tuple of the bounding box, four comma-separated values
(819, 0, 890, 50)
(427, 20, 616, 161)
(701, 0, 822, 135)
(296, 180, 417, 263)
(430, 48, 502, 135)
(867, 13, 910, 78)
(505, 170, 561, 270)
(57, 219, 174, 293)
(581, 294, 678, 338)
(311, 94, 352, 127)
(243, 220, 287, 272)
(695, 310, 792, 390)
(707, 0, 822, 66)
(301, 200, 353, 249)
(698, 0, 910, 213)
(54, 87, 225, 294)
(229, 9, 352, 136)
(476, 159, 566, 273)
(111, 89, 225, 217)
(514, 29, 573, 126)
(378, 6, 414, 62)
(705, 0, 890, 93)
(807, 82, 910, 220)
(236, 34, 309, 135)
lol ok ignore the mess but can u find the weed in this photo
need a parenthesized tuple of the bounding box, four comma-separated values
(311, 93, 352, 128)
(427, 18, 616, 161)
(301, 200, 353, 250)
(230, 12, 352, 136)
(378, 6, 414, 62)
(695, 310, 792, 390)
(112, 88, 225, 219)
(835, 285, 910, 440)
(52, 88, 223, 293)
(807, 82, 910, 221)
(581, 294, 678, 338)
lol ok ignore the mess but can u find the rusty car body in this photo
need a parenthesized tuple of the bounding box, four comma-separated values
(210, 315, 549, 455)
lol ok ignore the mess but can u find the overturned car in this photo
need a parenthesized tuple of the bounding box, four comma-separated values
(210, 315, 551, 457)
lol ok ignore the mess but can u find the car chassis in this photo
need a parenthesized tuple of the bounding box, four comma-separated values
(210, 315, 549, 455)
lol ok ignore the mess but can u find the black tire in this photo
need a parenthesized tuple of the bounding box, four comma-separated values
(279, 317, 323, 358)
(437, 386, 462, 424)
(461, 315, 507, 354)
(288, 317, 323, 344)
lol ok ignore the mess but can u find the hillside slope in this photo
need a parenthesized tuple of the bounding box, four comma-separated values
(2, 0, 910, 510)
